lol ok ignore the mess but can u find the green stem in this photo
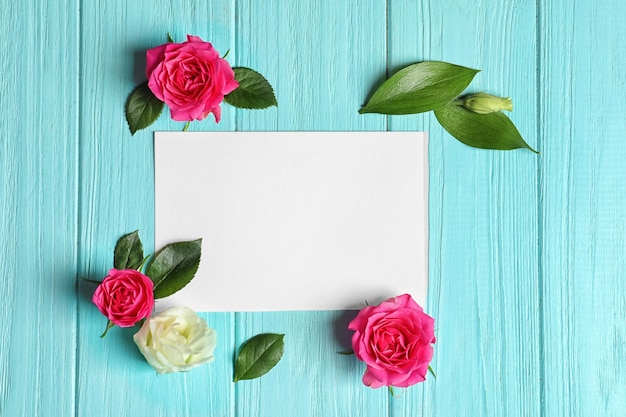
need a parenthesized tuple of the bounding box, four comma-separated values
(81, 277, 102, 284)
(428, 365, 437, 379)
(100, 321, 114, 338)
(182, 122, 190, 132)
(137, 255, 150, 272)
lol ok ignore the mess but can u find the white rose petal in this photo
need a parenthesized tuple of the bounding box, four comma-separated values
(133, 306, 217, 374)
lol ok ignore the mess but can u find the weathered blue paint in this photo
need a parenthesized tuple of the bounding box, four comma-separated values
(1, 1, 624, 416)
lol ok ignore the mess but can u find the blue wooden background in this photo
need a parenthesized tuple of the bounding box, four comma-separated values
(1, 0, 625, 416)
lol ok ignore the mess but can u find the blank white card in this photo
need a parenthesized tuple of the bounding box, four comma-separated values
(154, 131, 428, 312)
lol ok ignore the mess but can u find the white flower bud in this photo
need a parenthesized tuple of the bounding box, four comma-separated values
(462, 93, 513, 114)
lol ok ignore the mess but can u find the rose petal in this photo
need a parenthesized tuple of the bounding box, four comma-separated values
(146, 44, 168, 78)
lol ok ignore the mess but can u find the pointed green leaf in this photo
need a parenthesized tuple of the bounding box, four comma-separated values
(434, 102, 537, 152)
(113, 230, 144, 270)
(359, 61, 479, 115)
(145, 239, 202, 299)
(233, 333, 285, 382)
(125, 82, 164, 135)
(224, 67, 277, 109)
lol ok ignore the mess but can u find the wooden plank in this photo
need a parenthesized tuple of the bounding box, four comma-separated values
(234, 0, 387, 131)
(540, 0, 626, 415)
(234, 0, 389, 416)
(0, 0, 79, 415)
(76, 2, 236, 416)
(387, 1, 541, 416)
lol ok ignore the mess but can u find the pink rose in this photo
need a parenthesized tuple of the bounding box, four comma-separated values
(92, 268, 154, 327)
(348, 294, 436, 388)
(146, 35, 238, 123)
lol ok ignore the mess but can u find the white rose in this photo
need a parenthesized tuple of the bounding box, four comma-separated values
(133, 306, 217, 374)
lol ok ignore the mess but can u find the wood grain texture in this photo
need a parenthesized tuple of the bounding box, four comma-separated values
(234, 0, 387, 131)
(0, 0, 79, 416)
(540, 0, 626, 415)
(2, 0, 626, 416)
(387, 1, 541, 416)
(234, 1, 389, 416)
(76, 2, 236, 417)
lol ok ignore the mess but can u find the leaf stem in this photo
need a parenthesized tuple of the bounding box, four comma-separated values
(182, 122, 190, 132)
(428, 365, 437, 379)
(81, 277, 102, 284)
(137, 255, 150, 272)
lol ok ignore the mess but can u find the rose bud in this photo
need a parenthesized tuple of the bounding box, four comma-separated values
(461, 92, 513, 114)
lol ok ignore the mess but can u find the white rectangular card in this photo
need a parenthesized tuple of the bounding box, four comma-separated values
(154, 131, 428, 312)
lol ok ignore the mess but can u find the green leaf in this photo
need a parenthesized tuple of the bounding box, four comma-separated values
(359, 61, 479, 115)
(434, 102, 537, 152)
(224, 67, 277, 109)
(113, 230, 144, 270)
(145, 239, 202, 299)
(233, 333, 285, 382)
(125, 82, 164, 135)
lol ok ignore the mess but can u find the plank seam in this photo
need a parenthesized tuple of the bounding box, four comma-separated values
(234, 2, 240, 417)
(384, 3, 388, 413)
(74, 1, 83, 416)
(384, 0, 390, 134)
(535, 1, 546, 417)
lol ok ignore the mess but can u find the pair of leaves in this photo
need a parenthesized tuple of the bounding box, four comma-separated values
(359, 61, 535, 152)
(125, 67, 276, 135)
(114, 231, 201, 299)
(233, 333, 285, 382)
